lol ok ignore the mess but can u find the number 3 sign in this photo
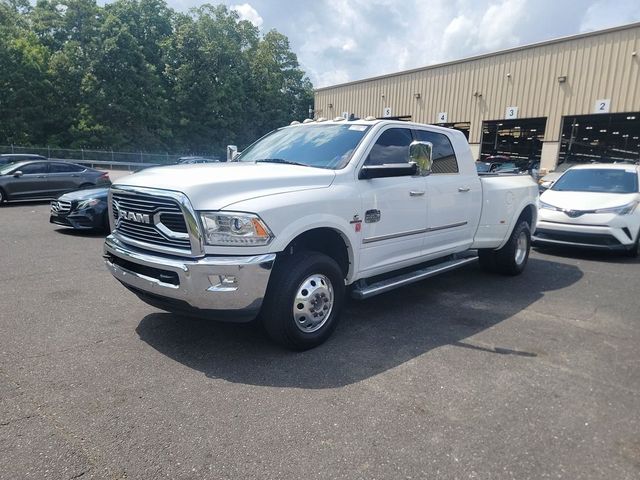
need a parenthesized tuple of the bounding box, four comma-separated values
(505, 106, 518, 119)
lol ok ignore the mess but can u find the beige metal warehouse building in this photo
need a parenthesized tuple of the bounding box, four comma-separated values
(314, 22, 640, 172)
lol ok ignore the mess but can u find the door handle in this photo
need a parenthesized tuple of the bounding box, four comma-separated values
(458, 187, 471, 192)
(409, 191, 425, 196)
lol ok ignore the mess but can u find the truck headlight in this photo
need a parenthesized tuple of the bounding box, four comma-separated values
(594, 201, 638, 215)
(199, 212, 273, 246)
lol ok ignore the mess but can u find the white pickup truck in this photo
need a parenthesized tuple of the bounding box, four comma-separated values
(104, 119, 538, 349)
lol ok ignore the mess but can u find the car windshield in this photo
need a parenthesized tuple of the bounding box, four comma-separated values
(238, 124, 371, 169)
(475, 162, 490, 172)
(0, 162, 20, 175)
(551, 168, 639, 193)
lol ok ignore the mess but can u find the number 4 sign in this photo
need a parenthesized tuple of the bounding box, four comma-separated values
(593, 99, 610, 113)
(437, 112, 448, 123)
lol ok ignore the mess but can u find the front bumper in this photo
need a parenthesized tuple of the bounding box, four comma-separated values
(50, 210, 107, 230)
(103, 235, 276, 322)
(533, 218, 636, 251)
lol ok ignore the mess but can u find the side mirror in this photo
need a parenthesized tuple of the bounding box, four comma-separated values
(13, 171, 23, 178)
(409, 141, 433, 176)
(359, 163, 418, 179)
(226, 145, 239, 162)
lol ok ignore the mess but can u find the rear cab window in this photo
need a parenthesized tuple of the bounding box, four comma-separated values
(414, 130, 459, 174)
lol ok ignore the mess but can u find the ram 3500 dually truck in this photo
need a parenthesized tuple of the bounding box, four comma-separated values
(104, 119, 538, 349)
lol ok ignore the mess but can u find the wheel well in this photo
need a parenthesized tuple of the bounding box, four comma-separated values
(284, 228, 351, 278)
(517, 204, 535, 228)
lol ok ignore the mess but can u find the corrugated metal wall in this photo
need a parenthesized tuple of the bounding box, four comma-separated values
(314, 24, 640, 145)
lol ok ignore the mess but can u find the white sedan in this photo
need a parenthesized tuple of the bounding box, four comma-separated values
(533, 163, 640, 257)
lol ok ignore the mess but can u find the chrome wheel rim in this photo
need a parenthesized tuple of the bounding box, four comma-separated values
(515, 231, 528, 265)
(292, 274, 334, 333)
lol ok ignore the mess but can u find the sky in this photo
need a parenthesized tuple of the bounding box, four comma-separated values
(163, 0, 640, 88)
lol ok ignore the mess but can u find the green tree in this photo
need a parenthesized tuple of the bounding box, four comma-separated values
(72, 12, 168, 149)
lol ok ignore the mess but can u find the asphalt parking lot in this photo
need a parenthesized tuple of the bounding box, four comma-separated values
(1, 199, 639, 480)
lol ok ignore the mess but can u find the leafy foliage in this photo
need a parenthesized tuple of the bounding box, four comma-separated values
(0, 0, 314, 153)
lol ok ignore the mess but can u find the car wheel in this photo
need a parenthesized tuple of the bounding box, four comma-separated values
(261, 251, 345, 350)
(0, 188, 5, 204)
(479, 220, 531, 276)
(625, 231, 640, 258)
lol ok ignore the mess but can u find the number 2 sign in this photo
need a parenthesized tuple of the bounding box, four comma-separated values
(593, 99, 610, 113)
(505, 106, 518, 119)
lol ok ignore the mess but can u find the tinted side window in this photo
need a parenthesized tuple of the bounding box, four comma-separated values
(19, 163, 49, 174)
(414, 130, 459, 174)
(366, 128, 413, 165)
(50, 163, 84, 173)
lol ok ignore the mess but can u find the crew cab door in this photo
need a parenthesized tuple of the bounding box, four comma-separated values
(414, 129, 481, 254)
(357, 127, 428, 275)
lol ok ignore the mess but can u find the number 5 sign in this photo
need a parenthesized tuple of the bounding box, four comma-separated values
(505, 106, 518, 119)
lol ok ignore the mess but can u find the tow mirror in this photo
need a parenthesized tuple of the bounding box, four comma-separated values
(226, 145, 239, 162)
(13, 170, 23, 178)
(409, 141, 433, 176)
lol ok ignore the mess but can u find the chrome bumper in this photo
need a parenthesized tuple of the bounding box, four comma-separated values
(103, 235, 276, 322)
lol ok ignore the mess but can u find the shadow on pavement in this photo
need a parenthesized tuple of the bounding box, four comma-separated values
(54, 227, 109, 238)
(136, 257, 583, 389)
(533, 245, 639, 264)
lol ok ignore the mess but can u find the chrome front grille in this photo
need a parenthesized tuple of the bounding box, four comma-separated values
(51, 200, 71, 215)
(111, 189, 193, 254)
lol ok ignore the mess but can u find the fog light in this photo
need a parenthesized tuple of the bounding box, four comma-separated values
(207, 274, 238, 292)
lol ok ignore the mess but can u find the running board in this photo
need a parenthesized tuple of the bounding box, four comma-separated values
(351, 255, 478, 300)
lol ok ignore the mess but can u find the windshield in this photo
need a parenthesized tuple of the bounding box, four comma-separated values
(551, 169, 639, 193)
(238, 124, 371, 169)
(0, 162, 20, 175)
(475, 162, 490, 172)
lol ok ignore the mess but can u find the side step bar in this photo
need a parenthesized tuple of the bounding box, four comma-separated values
(351, 255, 478, 300)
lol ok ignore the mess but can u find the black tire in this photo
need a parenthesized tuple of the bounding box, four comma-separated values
(261, 251, 345, 350)
(0, 187, 5, 204)
(479, 220, 531, 276)
(624, 231, 640, 258)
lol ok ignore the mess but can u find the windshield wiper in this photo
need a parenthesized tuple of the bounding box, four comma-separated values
(255, 158, 308, 167)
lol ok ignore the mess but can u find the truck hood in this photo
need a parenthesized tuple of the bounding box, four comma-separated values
(113, 162, 336, 210)
(540, 189, 639, 210)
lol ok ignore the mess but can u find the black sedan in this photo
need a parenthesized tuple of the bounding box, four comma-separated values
(50, 187, 110, 232)
(0, 160, 110, 203)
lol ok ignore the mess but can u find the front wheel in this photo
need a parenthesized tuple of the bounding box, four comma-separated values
(479, 220, 531, 275)
(624, 230, 640, 258)
(261, 251, 345, 350)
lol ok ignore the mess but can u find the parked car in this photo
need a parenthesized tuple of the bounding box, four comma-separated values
(177, 156, 220, 164)
(103, 119, 538, 350)
(533, 163, 640, 257)
(0, 153, 47, 165)
(50, 187, 110, 231)
(0, 160, 110, 203)
(538, 161, 579, 191)
(475, 156, 519, 174)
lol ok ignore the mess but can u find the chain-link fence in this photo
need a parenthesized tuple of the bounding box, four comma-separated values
(0, 145, 221, 166)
